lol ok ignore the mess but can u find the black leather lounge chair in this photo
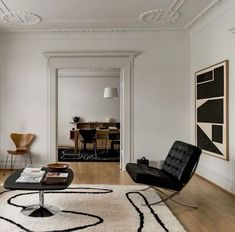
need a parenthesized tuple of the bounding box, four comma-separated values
(126, 140, 202, 208)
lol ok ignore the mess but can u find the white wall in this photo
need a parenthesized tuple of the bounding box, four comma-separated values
(0, 31, 190, 166)
(190, 4, 235, 193)
(0, 40, 2, 156)
(58, 76, 120, 146)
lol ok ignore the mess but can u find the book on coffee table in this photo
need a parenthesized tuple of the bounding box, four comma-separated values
(23, 165, 43, 173)
(43, 172, 68, 184)
(16, 170, 46, 183)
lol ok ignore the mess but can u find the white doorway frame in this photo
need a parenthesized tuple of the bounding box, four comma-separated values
(44, 51, 138, 170)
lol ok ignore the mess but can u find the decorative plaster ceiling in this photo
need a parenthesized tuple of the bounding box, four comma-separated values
(0, 0, 228, 32)
(1, 11, 41, 25)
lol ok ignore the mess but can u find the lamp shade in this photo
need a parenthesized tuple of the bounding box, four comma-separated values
(103, 87, 118, 99)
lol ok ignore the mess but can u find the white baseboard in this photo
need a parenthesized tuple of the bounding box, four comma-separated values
(196, 166, 235, 194)
(0, 158, 49, 169)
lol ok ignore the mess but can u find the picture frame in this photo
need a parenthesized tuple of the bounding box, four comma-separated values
(195, 60, 229, 160)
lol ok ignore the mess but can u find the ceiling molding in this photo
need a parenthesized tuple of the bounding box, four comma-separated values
(42, 18, 139, 24)
(1, 11, 42, 26)
(0, 0, 229, 33)
(0, 27, 184, 33)
(139, 0, 186, 24)
(184, 0, 233, 31)
(0, 29, 186, 42)
(44, 51, 139, 59)
(0, 0, 42, 26)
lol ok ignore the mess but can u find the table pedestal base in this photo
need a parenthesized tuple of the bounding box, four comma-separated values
(21, 204, 61, 217)
(21, 190, 61, 217)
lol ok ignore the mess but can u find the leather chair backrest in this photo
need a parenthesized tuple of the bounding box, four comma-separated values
(161, 141, 201, 184)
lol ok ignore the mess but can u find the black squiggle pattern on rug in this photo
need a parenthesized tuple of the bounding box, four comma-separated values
(59, 210, 103, 232)
(67, 187, 113, 194)
(7, 188, 113, 209)
(126, 191, 169, 232)
(0, 216, 31, 232)
(126, 192, 144, 232)
(0, 211, 103, 232)
(0, 187, 112, 232)
(58, 148, 120, 162)
(0, 189, 13, 195)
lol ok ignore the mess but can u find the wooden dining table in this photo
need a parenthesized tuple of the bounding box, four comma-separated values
(72, 129, 120, 153)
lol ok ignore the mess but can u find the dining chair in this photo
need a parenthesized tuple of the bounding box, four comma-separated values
(106, 133, 120, 152)
(79, 129, 97, 155)
(4, 133, 34, 175)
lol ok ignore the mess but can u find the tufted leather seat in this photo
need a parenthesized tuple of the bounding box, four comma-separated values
(126, 141, 201, 191)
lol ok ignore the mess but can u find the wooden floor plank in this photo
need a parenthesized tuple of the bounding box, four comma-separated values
(1, 162, 235, 232)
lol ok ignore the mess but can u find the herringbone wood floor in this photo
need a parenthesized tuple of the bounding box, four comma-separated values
(1, 162, 235, 232)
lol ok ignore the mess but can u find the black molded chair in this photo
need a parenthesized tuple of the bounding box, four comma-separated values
(79, 129, 97, 155)
(106, 133, 120, 152)
(126, 141, 202, 208)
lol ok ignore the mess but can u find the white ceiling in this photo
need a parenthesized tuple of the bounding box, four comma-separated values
(0, 0, 224, 32)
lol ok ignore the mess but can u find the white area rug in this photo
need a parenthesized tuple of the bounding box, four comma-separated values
(0, 184, 186, 232)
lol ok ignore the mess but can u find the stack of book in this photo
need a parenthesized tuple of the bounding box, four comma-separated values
(16, 165, 45, 183)
(43, 172, 68, 184)
(108, 126, 118, 130)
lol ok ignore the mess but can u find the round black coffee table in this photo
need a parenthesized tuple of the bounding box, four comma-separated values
(4, 168, 74, 217)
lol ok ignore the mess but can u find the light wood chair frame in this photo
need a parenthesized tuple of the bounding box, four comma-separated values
(4, 133, 34, 175)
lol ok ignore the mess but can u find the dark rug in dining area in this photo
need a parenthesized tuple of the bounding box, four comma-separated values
(58, 148, 120, 162)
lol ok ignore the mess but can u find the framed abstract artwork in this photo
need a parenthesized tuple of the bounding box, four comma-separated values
(195, 60, 229, 160)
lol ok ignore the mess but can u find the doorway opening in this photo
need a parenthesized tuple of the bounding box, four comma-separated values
(57, 68, 121, 164)
(45, 51, 138, 170)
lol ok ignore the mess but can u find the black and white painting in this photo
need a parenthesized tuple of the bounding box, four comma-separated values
(195, 60, 228, 160)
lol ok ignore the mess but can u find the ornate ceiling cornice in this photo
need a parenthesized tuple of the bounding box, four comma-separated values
(139, 0, 185, 24)
(0, 27, 184, 33)
(0, 0, 41, 26)
(229, 27, 235, 34)
(184, 0, 233, 31)
(0, 0, 231, 33)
